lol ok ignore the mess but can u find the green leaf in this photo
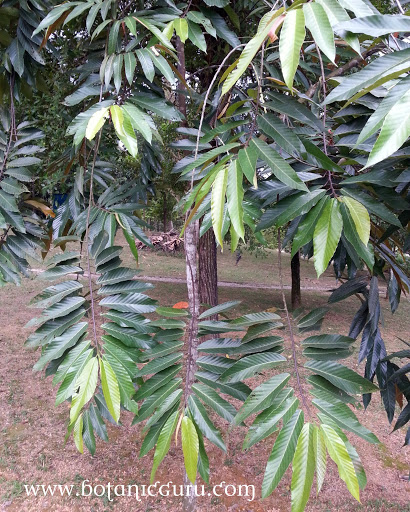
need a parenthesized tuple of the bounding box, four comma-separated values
(198, 301, 241, 319)
(117, 112, 138, 158)
(29, 281, 83, 309)
(0, 190, 18, 212)
(136, 353, 183, 377)
(258, 114, 305, 159)
(279, 8, 305, 90)
(188, 394, 226, 451)
(135, 379, 182, 423)
(147, 49, 175, 84)
(265, 92, 322, 131)
(129, 17, 174, 50)
(250, 138, 308, 191)
(262, 409, 304, 498)
(150, 410, 179, 483)
(222, 10, 285, 95)
(188, 21, 207, 52)
(315, 0, 360, 54)
(187, 12, 216, 38)
(305, 360, 379, 395)
(303, 3, 335, 63)
(302, 334, 355, 349)
(141, 341, 184, 361)
(33, 4, 73, 35)
(135, 365, 182, 401)
(181, 416, 199, 484)
(313, 425, 327, 494)
(201, 374, 251, 404)
(135, 49, 155, 82)
(341, 197, 370, 246)
(174, 18, 189, 43)
(26, 296, 86, 328)
(308, 375, 358, 405)
(211, 166, 228, 247)
(110, 105, 125, 138)
(335, 14, 410, 37)
(314, 399, 379, 444)
(234, 373, 290, 425)
(270, 189, 327, 229)
(356, 76, 410, 146)
(226, 160, 245, 240)
(196, 427, 210, 483)
(139, 407, 178, 456)
(291, 423, 315, 512)
(320, 424, 360, 501)
(237, 144, 258, 187)
(144, 390, 182, 431)
(303, 140, 345, 174)
(155, 306, 189, 317)
(1, 177, 27, 195)
(82, 409, 96, 455)
(291, 196, 328, 258)
(324, 48, 410, 105)
(219, 352, 286, 382)
(70, 357, 99, 424)
(340, 204, 374, 270)
(365, 89, 410, 168)
(180, 143, 240, 176)
(73, 413, 84, 454)
(318, 414, 367, 489)
(303, 347, 351, 361)
(85, 107, 109, 141)
(244, 395, 298, 449)
(33, 322, 88, 371)
(100, 358, 121, 424)
(124, 52, 137, 85)
(231, 312, 281, 327)
(108, 20, 120, 54)
(198, 356, 234, 375)
(313, 198, 343, 277)
(337, 0, 378, 18)
(192, 383, 237, 423)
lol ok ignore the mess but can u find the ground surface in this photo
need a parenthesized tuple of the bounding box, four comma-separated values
(0, 244, 409, 511)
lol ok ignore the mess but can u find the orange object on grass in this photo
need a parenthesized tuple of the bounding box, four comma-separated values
(173, 301, 189, 309)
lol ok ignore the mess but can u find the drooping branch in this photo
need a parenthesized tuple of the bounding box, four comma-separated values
(84, 132, 103, 353)
(304, 46, 384, 100)
(277, 228, 312, 418)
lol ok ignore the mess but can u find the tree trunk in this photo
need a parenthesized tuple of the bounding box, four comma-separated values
(291, 251, 302, 310)
(176, 34, 197, 511)
(183, 220, 200, 512)
(199, 228, 218, 310)
(162, 192, 167, 232)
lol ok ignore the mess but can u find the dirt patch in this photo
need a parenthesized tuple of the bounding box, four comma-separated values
(0, 276, 409, 512)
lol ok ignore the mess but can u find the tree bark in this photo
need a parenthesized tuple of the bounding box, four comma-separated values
(183, 220, 200, 512)
(291, 251, 302, 310)
(162, 192, 167, 232)
(175, 35, 198, 512)
(198, 228, 218, 310)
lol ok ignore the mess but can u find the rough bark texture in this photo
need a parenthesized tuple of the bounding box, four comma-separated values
(291, 251, 302, 310)
(199, 229, 218, 310)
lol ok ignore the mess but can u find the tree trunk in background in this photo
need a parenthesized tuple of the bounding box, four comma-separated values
(291, 251, 302, 310)
(199, 228, 218, 310)
(162, 192, 167, 232)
